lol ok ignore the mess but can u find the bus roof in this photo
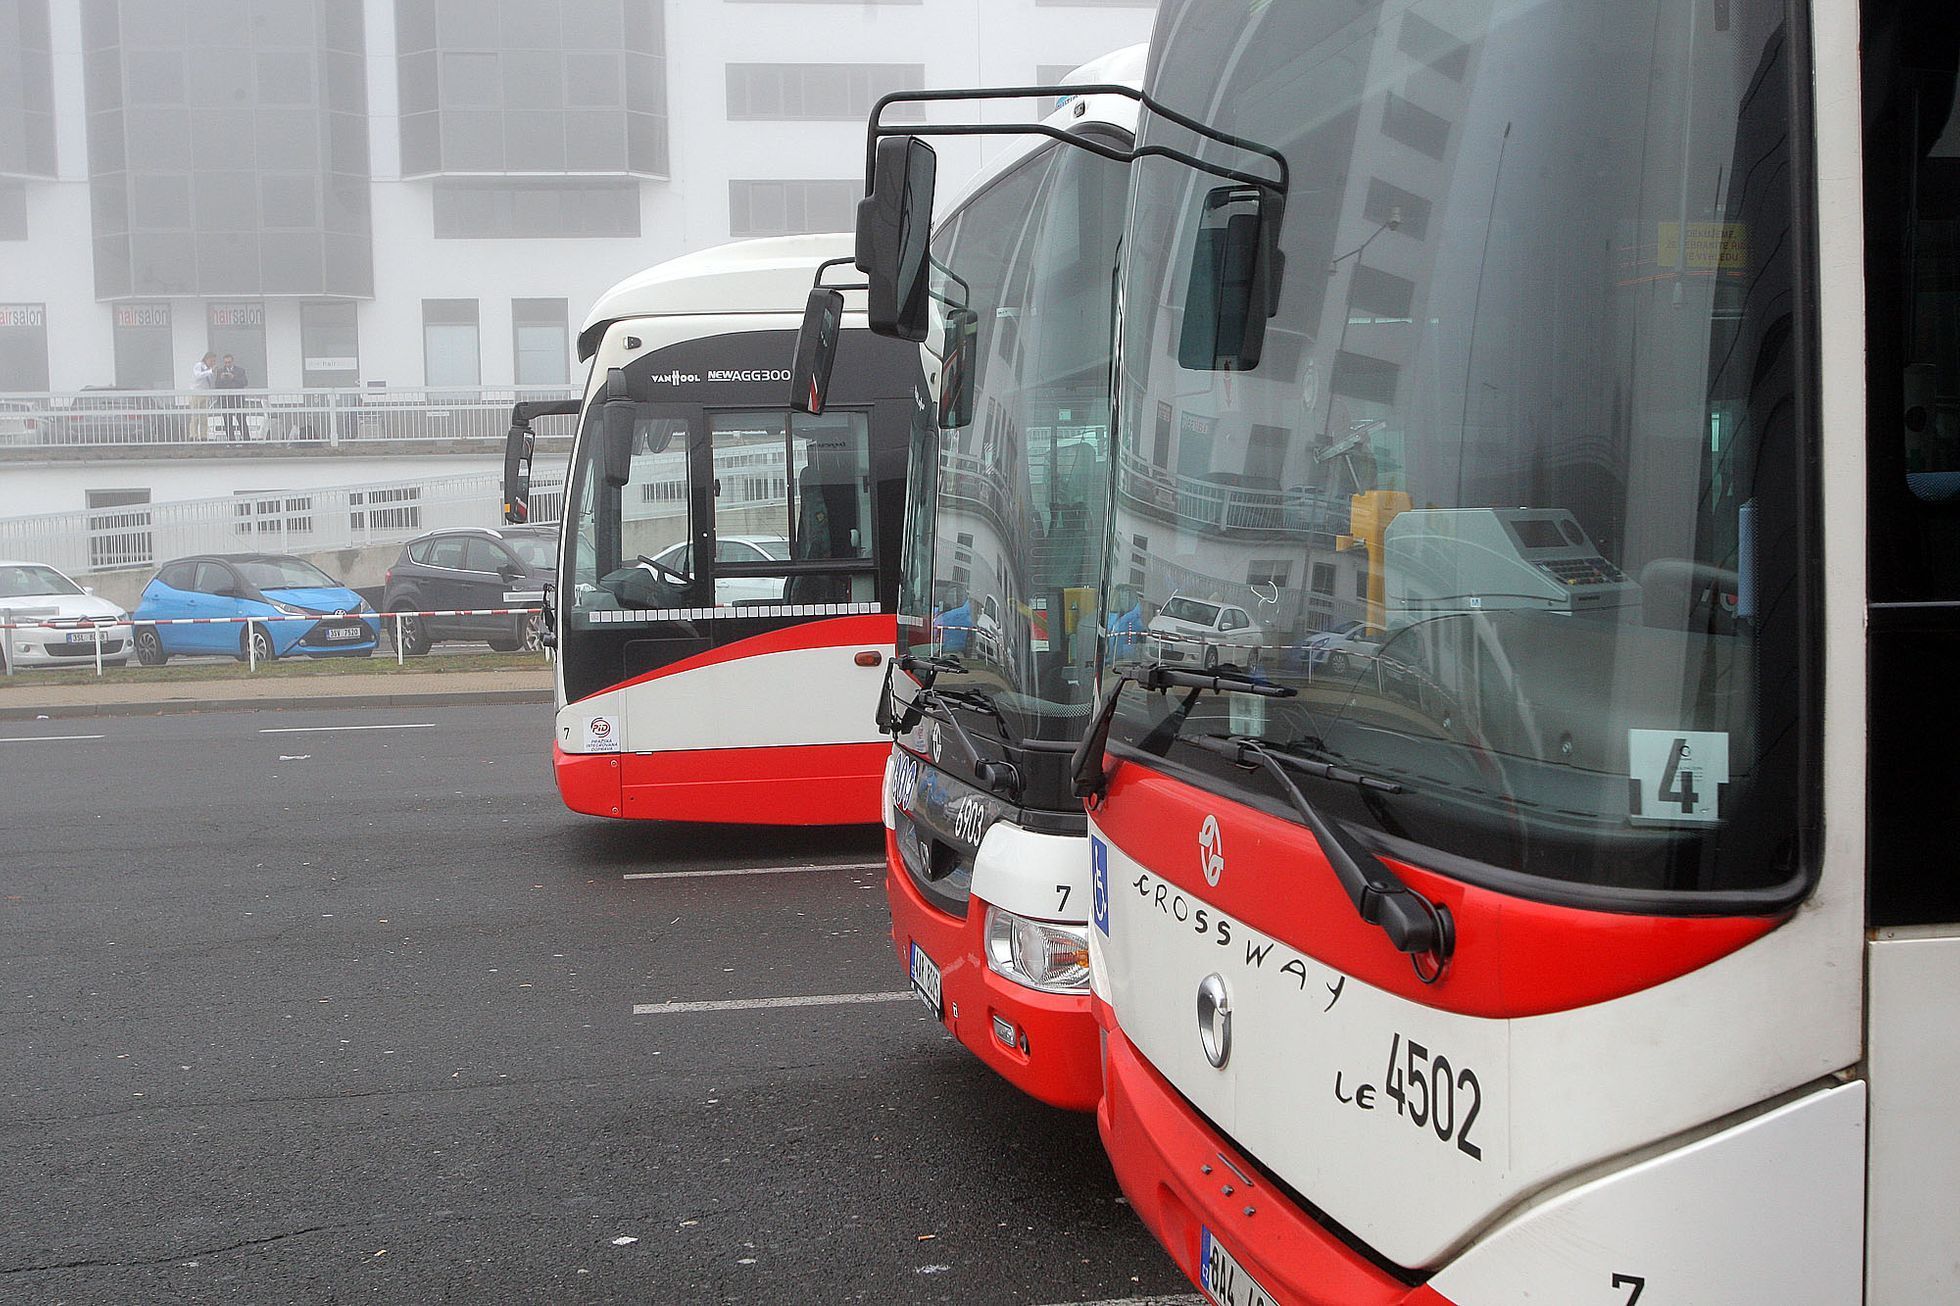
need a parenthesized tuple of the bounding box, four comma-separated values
(579, 233, 860, 358)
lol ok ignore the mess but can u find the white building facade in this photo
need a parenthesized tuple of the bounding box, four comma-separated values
(0, 0, 1157, 396)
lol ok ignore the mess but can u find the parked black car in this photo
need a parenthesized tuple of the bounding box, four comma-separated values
(380, 525, 557, 654)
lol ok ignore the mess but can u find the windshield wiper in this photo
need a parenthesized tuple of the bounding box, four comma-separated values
(1188, 734, 1453, 980)
(1071, 663, 1294, 800)
(877, 654, 1022, 799)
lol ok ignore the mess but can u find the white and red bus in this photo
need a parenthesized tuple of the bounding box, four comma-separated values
(849, 54, 1144, 1109)
(506, 236, 916, 824)
(1065, 0, 1957, 1302)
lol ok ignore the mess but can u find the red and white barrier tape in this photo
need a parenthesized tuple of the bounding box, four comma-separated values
(0, 608, 541, 631)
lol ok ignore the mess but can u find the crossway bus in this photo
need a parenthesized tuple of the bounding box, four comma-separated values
(833, 51, 1144, 1109)
(1057, 0, 1958, 1301)
(504, 235, 916, 824)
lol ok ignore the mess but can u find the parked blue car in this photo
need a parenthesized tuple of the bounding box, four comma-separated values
(132, 553, 380, 664)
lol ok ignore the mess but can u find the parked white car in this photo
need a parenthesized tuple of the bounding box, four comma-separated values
(1146, 595, 1267, 668)
(0, 560, 134, 669)
(648, 534, 791, 606)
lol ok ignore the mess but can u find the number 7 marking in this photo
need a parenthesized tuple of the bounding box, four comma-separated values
(1613, 1273, 1646, 1305)
(1056, 884, 1071, 911)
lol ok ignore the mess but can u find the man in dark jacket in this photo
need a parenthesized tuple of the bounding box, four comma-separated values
(215, 354, 250, 439)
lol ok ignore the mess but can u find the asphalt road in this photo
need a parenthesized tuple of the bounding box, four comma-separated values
(0, 703, 1196, 1304)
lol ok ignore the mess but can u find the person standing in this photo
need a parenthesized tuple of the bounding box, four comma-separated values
(190, 351, 217, 440)
(215, 353, 249, 439)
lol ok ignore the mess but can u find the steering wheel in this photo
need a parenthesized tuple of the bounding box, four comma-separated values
(634, 554, 692, 589)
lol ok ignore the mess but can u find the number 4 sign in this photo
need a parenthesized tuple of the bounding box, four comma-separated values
(1628, 729, 1729, 825)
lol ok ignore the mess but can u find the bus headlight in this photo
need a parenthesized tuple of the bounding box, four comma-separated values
(984, 907, 1090, 993)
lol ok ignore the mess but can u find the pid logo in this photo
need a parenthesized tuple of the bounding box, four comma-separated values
(1198, 814, 1224, 886)
(589, 718, 611, 740)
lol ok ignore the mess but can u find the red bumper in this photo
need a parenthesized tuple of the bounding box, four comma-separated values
(887, 831, 1100, 1112)
(1096, 998, 1453, 1306)
(553, 741, 886, 825)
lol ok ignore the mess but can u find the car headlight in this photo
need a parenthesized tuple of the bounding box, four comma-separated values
(268, 600, 305, 616)
(984, 906, 1091, 993)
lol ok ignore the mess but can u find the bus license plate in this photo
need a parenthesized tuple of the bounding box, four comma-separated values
(1200, 1227, 1276, 1306)
(909, 941, 943, 1020)
(322, 625, 364, 640)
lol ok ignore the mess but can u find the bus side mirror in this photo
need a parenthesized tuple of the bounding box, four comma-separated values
(602, 366, 635, 488)
(790, 286, 846, 415)
(502, 416, 535, 524)
(857, 135, 937, 342)
(1178, 185, 1285, 371)
(938, 306, 979, 430)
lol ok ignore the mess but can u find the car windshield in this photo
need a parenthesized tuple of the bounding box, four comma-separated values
(237, 558, 339, 590)
(1160, 598, 1221, 626)
(504, 536, 556, 569)
(0, 564, 82, 598)
(752, 538, 790, 561)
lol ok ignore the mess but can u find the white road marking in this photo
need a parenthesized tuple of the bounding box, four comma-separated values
(1031, 1299, 1206, 1306)
(0, 733, 106, 743)
(633, 991, 912, 1016)
(623, 860, 882, 882)
(257, 723, 436, 735)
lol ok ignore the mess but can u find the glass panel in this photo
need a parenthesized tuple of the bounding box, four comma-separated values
(1106, 0, 1805, 902)
(567, 405, 700, 616)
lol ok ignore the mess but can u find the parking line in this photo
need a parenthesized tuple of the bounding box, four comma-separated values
(0, 733, 105, 743)
(623, 860, 882, 881)
(633, 991, 912, 1016)
(257, 723, 436, 735)
(1031, 1298, 1205, 1306)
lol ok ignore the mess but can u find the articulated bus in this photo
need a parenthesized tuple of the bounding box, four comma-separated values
(506, 236, 916, 824)
(864, 52, 1143, 1110)
(1068, 0, 1955, 1302)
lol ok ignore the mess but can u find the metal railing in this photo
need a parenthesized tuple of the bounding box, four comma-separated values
(0, 385, 580, 450)
(0, 471, 566, 575)
(1114, 446, 1351, 537)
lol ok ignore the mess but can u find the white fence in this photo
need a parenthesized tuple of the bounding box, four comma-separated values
(0, 471, 566, 575)
(0, 385, 579, 449)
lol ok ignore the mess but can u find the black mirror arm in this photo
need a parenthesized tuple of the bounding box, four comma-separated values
(866, 84, 1289, 195)
(905, 686, 1020, 800)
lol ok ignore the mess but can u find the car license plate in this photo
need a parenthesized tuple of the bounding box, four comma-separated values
(909, 941, 943, 1020)
(64, 630, 102, 644)
(1200, 1227, 1277, 1306)
(322, 625, 363, 640)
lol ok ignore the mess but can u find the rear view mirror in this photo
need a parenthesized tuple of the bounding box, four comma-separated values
(1178, 185, 1285, 371)
(937, 306, 979, 430)
(790, 287, 846, 415)
(502, 417, 535, 523)
(857, 135, 937, 342)
(602, 367, 635, 488)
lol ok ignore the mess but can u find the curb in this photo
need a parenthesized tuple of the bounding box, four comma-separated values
(0, 688, 554, 722)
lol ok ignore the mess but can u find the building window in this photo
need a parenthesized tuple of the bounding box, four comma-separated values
(86, 489, 153, 570)
(112, 303, 173, 389)
(1348, 265, 1416, 320)
(396, 0, 666, 177)
(0, 303, 49, 391)
(422, 299, 479, 387)
(1399, 12, 1470, 82)
(728, 179, 859, 238)
(1247, 560, 1290, 590)
(80, 0, 372, 299)
(432, 180, 640, 238)
(0, 0, 56, 179)
(726, 64, 924, 121)
(1363, 178, 1430, 242)
(300, 301, 359, 387)
(1311, 562, 1336, 595)
(512, 299, 569, 386)
(206, 302, 267, 391)
(1382, 91, 1451, 160)
(0, 181, 24, 239)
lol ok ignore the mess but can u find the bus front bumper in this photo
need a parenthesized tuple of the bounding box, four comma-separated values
(887, 830, 1100, 1112)
(1095, 996, 1444, 1306)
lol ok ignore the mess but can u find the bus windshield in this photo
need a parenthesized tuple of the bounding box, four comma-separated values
(897, 137, 1130, 758)
(1104, 0, 1809, 905)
